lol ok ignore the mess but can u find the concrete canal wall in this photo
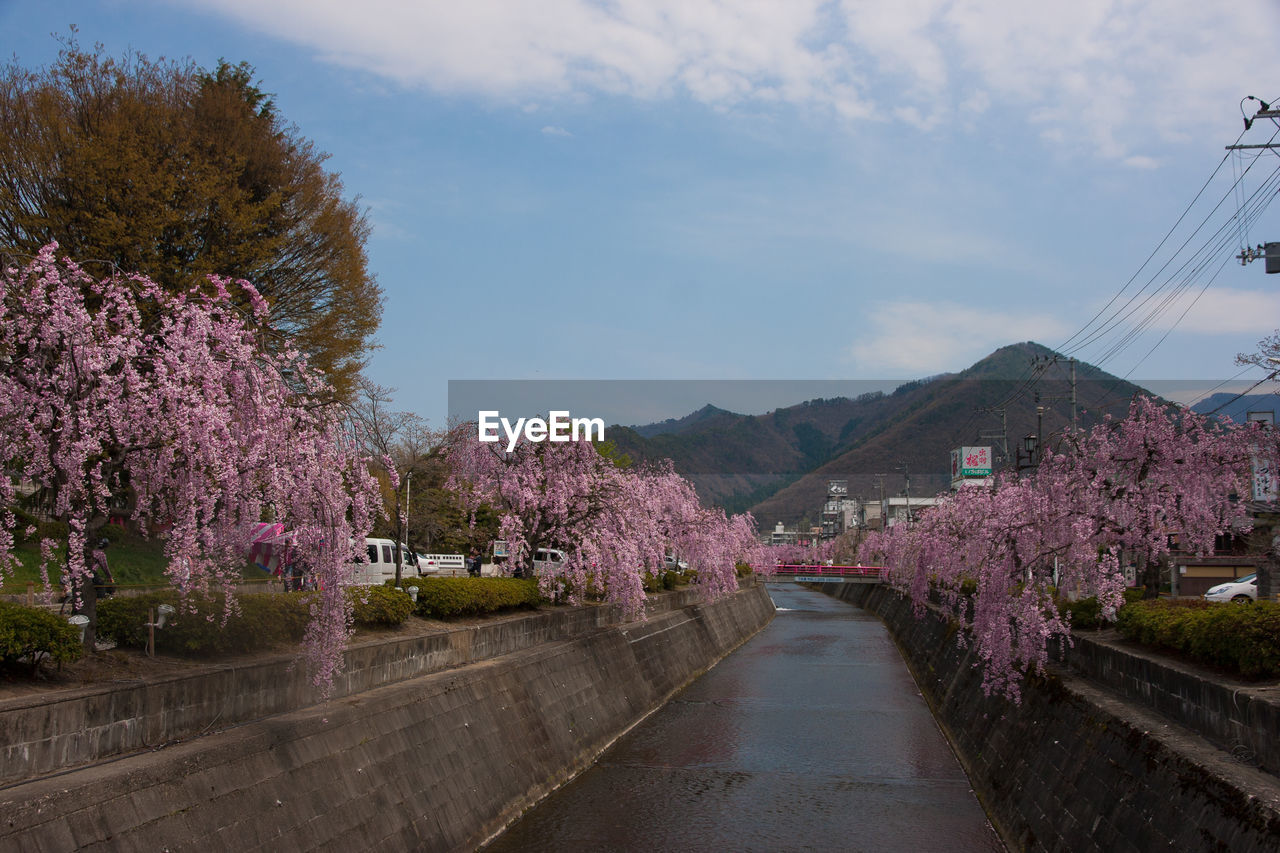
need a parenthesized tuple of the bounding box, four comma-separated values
(0, 582, 774, 851)
(820, 582, 1280, 852)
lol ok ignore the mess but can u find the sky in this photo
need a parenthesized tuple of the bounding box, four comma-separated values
(3, 0, 1280, 429)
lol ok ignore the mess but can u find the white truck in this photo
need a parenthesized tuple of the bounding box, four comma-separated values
(417, 553, 468, 576)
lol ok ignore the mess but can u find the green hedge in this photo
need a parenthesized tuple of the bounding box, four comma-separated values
(348, 585, 413, 626)
(642, 571, 682, 592)
(0, 600, 83, 675)
(1116, 598, 1280, 678)
(1057, 588, 1145, 630)
(389, 577, 543, 618)
(99, 585, 416, 655)
(98, 591, 312, 655)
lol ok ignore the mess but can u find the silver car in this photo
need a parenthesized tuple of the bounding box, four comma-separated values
(1203, 573, 1257, 602)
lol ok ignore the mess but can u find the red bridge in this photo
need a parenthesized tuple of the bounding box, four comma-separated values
(766, 564, 886, 583)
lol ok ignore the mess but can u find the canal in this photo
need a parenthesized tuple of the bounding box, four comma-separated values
(485, 583, 1004, 852)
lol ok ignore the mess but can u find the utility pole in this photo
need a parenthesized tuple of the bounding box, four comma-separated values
(1035, 392, 1044, 465)
(874, 475, 886, 529)
(1069, 357, 1077, 433)
(896, 463, 912, 523)
(977, 406, 1010, 468)
(1228, 99, 1279, 273)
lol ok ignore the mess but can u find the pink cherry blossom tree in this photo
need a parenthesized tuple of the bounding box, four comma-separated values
(859, 396, 1261, 701)
(448, 429, 761, 616)
(1, 244, 379, 688)
(763, 539, 837, 569)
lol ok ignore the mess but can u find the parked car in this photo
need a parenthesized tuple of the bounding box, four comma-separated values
(1203, 573, 1257, 602)
(663, 554, 689, 572)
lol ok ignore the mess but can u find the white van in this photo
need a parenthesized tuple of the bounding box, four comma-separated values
(352, 538, 420, 585)
(523, 547, 567, 578)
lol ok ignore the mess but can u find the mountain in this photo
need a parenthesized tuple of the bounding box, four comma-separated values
(1190, 393, 1278, 425)
(610, 342, 1153, 524)
(630, 404, 739, 438)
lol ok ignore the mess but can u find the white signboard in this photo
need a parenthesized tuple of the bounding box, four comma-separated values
(951, 446, 993, 483)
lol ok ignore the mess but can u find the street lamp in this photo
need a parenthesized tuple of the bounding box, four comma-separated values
(1017, 434, 1039, 476)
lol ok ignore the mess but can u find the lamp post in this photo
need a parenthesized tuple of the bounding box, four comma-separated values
(404, 470, 412, 549)
(1017, 434, 1039, 476)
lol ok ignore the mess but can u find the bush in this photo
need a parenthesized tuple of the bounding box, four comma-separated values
(0, 600, 83, 675)
(6, 505, 41, 545)
(98, 590, 311, 656)
(1057, 588, 1144, 631)
(347, 584, 413, 627)
(38, 520, 69, 542)
(96, 524, 128, 545)
(1116, 598, 1280, 678)
(1060, 595, 1102, 630)
(388, 577, 542, 619)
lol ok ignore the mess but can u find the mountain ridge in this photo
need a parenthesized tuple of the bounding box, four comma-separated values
(608, 342, 1154, 524)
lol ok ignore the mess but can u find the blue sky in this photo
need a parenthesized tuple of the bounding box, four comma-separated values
(4, 1, 1280, 427)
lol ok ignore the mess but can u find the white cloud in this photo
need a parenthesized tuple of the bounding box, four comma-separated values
(848, 300, 1071, 373)
(188, 0, 1280, 160)
(1122, 155, 1159, 170)
(1151, 287, 1280, 335)
(540, 125, 572, 137)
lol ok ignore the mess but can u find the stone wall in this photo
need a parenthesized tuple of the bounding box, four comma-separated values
(0, 585, 704, 787)
(1068, 631, 1280, 776)
(820, 582, 1280, 852)
(0, 583, 774, 851)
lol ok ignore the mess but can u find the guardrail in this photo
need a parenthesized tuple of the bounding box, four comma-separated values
(770, 564, 886, 578)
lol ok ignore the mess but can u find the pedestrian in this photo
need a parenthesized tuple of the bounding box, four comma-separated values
(468, 549, 481, 577)
(92, 538, 116, 598)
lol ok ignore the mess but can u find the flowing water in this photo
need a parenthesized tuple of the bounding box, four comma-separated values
(485, 584, 1004, 852)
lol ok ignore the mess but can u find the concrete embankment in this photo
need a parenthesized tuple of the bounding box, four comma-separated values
(819, 582, 1280, 852)
(0, 582, 774, 851)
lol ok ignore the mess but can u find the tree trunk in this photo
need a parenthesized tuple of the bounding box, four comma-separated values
(1138, 551, 1160, 599)
(73, 570, 98, 652)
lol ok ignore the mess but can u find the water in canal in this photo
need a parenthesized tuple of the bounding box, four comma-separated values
(485, 584, 1004, 852)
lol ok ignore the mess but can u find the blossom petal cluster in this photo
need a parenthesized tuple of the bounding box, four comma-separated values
(1, 244, 379, 689)
(449, 432, 762, 616)
(859, 396, 1262, 701)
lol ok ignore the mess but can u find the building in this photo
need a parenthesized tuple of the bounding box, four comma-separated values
(769, 522, 798, 546)
(880, 495, 941, 528)
(820, 479, 848, 540)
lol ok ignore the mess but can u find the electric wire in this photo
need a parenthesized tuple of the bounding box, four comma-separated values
(1094, 162, 1280, 369)
(1054, 121, 1251, 355)
(963, 101, 1278, 443)
(1062, 124, 1280, 363)
(1117, 166, 1280, 375)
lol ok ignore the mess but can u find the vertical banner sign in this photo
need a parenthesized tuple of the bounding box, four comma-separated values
(1252, 455, 1278, 502)
(1247, 413, 1277, 503)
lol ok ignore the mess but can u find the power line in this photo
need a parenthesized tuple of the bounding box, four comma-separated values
(1054, 121, 1254, 355)
(1052, 100, 1279, 379)
(1063, 127, 1280, 365)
